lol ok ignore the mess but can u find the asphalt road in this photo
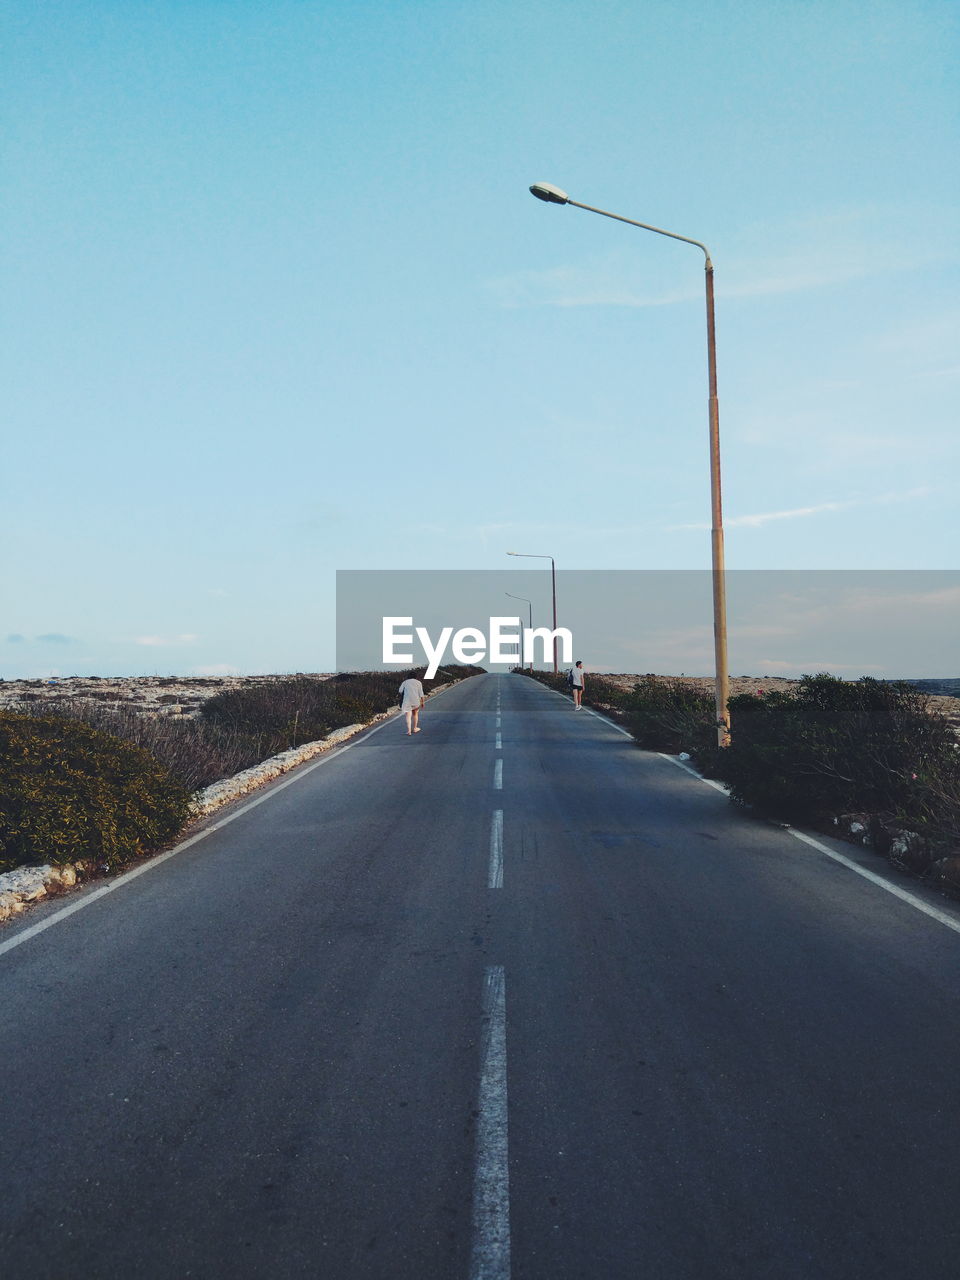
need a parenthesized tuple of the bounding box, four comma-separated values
(2, 672, 960, 1279)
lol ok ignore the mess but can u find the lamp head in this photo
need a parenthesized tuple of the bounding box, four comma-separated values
(529, 182, 569, 205)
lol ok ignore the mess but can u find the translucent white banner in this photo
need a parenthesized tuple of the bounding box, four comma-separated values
(336, 569, 960, 680)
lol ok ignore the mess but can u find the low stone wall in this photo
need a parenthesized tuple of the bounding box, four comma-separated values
(0, 863, 82, 922)
(189, 721, 366, 818)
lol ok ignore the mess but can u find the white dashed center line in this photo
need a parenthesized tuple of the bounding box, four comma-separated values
(469, 966, 510, 1280)
(489, 810, 504, 888)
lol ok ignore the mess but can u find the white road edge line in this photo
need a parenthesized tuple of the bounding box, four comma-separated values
(657, 751, 728, 793)
(489, 810, 504, 889)
(583, 707, 634, 739)
(0, 687, 462, 960)
(532, 684, 634, 739)
(656, 753, 960, 937)
(493, 759, 503, 791)
(526, 678, 960, 937)
(469, 965, 510, 1280)
(785, 828, 960, 937)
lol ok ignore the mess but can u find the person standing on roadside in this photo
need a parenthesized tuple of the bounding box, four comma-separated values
(399, 673, 425, 735)
(571, 660, 585, 709)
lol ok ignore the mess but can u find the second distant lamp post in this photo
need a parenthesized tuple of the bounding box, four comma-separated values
(505, 591, 534, 670)
(528, 181, 731, 745)
(506, 551, 558, 673)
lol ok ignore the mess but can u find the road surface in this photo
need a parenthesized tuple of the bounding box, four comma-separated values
(2, 672, 959, 1278)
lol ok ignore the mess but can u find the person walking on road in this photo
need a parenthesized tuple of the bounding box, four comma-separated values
(571, 660, 585, 709)
(399, 674, 425, 735)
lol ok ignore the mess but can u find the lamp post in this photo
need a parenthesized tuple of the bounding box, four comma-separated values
(506, 551, 558, 673)
(505, 591, 534, 670)
(529, 181, 730, 745)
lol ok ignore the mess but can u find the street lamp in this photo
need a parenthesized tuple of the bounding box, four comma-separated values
(506, 551, 558, 673)
(529, 181, 730, 745)
(505, 591, 534, 670)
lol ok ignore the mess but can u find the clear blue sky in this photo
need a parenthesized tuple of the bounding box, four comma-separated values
(3, 0, 957, 678)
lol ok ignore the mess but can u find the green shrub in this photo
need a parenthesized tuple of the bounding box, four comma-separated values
(623, 677, 716, 755)
(201, 676, 343, 749)
(200, 668, 484, 757)
(0, 712, 190, 873)
(20, 668, 484, 801)
(712, 675, 960, 836)
(25, 699, 275, 794)
(516, 668, 639, 723)
(514, 669, 570, 696)
(580, 674, 632, 716)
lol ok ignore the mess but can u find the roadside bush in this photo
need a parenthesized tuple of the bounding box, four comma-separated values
(712, 675, 960, 838)
(200, 676, 354, 750)
(623, 677, 717, 755)
(516, 667, 640, 723)
(17, 668, 484, 800)
(514, 669, 570, 696)
(200, 668, 482, 755)
(27, 699, 271, 794)
(0, 712, 190, 873)
(581, 674, 633, 717)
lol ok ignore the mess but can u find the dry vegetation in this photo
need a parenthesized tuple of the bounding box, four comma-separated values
(593, 674, 960, 737)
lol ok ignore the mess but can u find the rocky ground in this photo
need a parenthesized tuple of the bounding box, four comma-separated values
(0, 674, 333, 719)
(2, 671, 958, 736)
(596, 673, 799, 697)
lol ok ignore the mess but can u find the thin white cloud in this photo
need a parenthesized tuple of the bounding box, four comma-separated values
(490, 248, 888, 309)
(669, 487, 933, 532)
(909, 365, 960, 381)
(734, 414, 942, 462)
(190, 663, 239, 676)
(488, 260, 697, 310)
(726, 500, 851, 529)
(491, 206, 957, 310)
(729, 624, 794, 639)
(757, 659, 885, 673)
(5, 632, 78, 644)
(827, 584, 960, 617)
(419, 518, 659, 546)
(871, 312, 960, 359)
(135, 634, 199, 647)
(721, 581, 960, 652)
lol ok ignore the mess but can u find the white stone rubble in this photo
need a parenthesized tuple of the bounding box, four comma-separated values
(0, 863, 79, 920)
(190, 721, 369, 817)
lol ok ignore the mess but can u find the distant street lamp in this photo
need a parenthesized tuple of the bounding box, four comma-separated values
(505, 591, 534, 670)
(506, 551, 558, 673)
(529, 181, 731, 745)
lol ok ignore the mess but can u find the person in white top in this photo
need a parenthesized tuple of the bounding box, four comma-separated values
(399, 676, 425, 735)
(571, 660, 585, 708)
